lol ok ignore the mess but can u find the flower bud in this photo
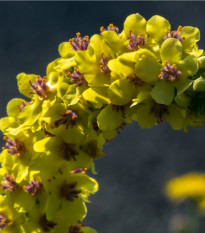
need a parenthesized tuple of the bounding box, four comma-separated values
(193, 76, 205, 92)
(198, 56, 205, 70)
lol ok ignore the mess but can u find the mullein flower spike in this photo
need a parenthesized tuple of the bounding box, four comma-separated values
(0, 12, 204, 232)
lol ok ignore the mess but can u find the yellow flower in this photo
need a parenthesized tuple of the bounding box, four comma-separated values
(166, 173, 205, 202)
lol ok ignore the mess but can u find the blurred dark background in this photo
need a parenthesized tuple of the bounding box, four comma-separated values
(0, 2, 205, 233)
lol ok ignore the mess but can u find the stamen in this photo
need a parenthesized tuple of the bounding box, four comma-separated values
(100, 23, 119, 34)
(29, 75, 50, 99)
(17, 101, 28, 112)
(53, 110, 78, 128)
(1, 174, 18, 192)
(159, 63, 182, 82)
(69, 68, 87, 87)
(126, 74, 144, 87)
(60, 182, 81, 201)
(69, 224, 84, 233)
(0, 214, 10, 230)
(164, 26, 185, 43)
(69, 33, 89, 51)
(149, 103, 169, 124)
(60, 143, 78, 161)
(3, 136, 24, 156)
(69, 168, 87, 174)
(24, 180, 42, 196)
(100, 53, 110, 74)
(39, 214, 57, 232)
(128, 33, 146, 51)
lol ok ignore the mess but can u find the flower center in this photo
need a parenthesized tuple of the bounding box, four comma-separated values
(2, 136, 25, 156)
(39, 214, 57, 232)
(23, 180, 42, 196)
(68, 68, 87, 87)
(127, 74, 144, 87)
(60, 182, 81, 201)
(1, 174, 18, 192)
(100, 23, 119, 34)
(0, 214, 10, 230)
(164, 26, 185, 43)
(60, 143, 78, 161)
(158, 63, 182, 82)
(70, 168, 87, 174)
(100, 53, 110, 74)
(149, 103, 169, 124)
(53, 110, 78, 128)
(128, 31, 146, 51)
(69, 32, 89, 51)
(17, 101, 28, 112)
(29, 76, 50, 99)
(69, 224, 84, 233)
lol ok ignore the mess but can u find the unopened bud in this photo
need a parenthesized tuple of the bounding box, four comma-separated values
(198, 56, 205, 70)
(193, 76, 205, 92)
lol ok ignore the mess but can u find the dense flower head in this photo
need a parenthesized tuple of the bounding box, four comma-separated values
(0, 12, 204, 233)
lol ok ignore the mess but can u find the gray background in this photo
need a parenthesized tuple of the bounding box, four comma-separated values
(0, 2, 205, 233)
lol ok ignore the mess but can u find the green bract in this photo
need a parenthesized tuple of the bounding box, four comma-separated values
(0, 13, 204, 233)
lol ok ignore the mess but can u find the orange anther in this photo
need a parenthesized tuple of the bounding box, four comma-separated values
(177, 25, 183, 32)
(100, 26, 104, 32)
(76, 32, 81, 38)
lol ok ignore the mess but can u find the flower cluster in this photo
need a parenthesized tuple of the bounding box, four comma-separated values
(0, 13, 205, 232)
